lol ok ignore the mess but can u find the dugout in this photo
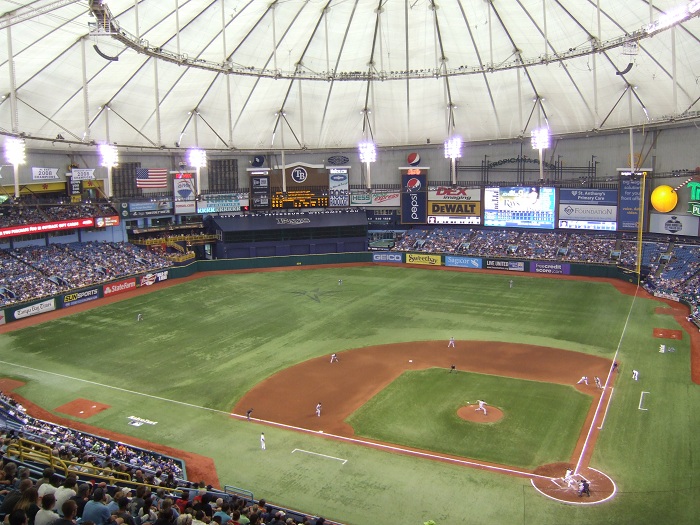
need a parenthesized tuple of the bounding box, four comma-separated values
(206, 209, 368, 259)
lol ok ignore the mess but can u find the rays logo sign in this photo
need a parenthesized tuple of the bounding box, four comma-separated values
(291, 167, 308, 183)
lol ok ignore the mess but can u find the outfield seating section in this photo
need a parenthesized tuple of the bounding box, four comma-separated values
(0, 242, 172, 307)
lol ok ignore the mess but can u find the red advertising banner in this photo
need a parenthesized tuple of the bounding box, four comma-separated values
(0, 218, 95, 239)
(103, 278, 137, 296)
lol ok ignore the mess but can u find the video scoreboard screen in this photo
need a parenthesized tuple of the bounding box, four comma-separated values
(271, 190, 329, 209)
(484, 186, 556, 229)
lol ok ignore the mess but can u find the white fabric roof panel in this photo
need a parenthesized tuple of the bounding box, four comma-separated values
(0, 0, 697, 151)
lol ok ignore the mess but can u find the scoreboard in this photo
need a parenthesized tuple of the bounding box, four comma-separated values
(271, 190, 329, 209)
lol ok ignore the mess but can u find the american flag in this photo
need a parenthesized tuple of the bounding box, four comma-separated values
(135, 168, 168, 188)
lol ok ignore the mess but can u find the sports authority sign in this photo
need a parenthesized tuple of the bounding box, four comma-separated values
(400, 170, 428, 224)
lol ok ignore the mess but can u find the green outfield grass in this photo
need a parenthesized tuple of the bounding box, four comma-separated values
(0, 265, 698, 524)
(346, 369, 591, 468)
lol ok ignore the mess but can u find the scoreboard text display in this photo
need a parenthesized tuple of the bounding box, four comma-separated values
(271, 190, 328, 208)
(270, 164, 329, 208)
(484, 186, 556, 229)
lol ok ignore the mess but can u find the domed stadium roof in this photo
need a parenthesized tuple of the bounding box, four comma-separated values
(0, 0, 699, 151)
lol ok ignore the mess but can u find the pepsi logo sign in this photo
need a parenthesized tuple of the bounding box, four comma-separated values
(406, 178, 422, 192)
(407, 152, 421, 166)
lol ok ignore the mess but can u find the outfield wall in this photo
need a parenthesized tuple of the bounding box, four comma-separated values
(0, 251, 641, 326)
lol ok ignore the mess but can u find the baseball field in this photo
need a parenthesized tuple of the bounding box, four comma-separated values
(0, 264, 698, 524)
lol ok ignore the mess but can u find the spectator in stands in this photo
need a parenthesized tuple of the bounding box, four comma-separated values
(136, 497, 157, 525)
(7, 510, 27, 525)
(12, 487, 40, 525)
(82, 488, 123, 525)
(69, 484, 91, 518)
(0, 462, 18, 489)
(54, 477, 77, 516)
(33, 494, 58, 525)
(1, 479, 34, 516)
(34, 470, 54, 492)
(212, 502, 232, 525)
(37, 476, 61, 499)
(114, 498, 136, 525)
(54, 500, 77, 525)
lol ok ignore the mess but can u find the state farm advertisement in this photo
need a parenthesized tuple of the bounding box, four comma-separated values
(0, 218, 95, 239)
(103, 278, 137, 297)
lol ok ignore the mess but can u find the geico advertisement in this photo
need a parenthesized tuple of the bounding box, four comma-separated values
(406, 253, 441, 266)
(372, 252, 403, 263)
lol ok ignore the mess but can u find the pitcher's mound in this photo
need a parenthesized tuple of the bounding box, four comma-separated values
(457, 404, 504, 423)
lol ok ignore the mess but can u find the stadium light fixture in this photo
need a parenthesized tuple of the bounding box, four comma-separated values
(5, 136, 25, 198)
(98, 143, 119, 198)
(187, 148, 207, 196)
(444, 136, 462, 186)
(358, 141, 376, 190)
(531, 128, 550, 181)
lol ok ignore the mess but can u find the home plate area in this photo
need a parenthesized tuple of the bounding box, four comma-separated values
(653, 328, 682, 340)
(55, 398, 110, 419)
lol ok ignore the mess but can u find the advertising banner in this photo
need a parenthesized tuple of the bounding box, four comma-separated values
(31, 167, 59, 180)
(560, 189, 618, 205)
(372, 252, 403, 263)
(649, 213, 699, 236)
(619, 178, 643, 231)
(428, 201, 481, 216)
(95, 216, 120, 228)
(0, 310, 5, 325)
(428, 187, 481, 202)
(62, 287, 100, 308)
(485, 260, 525, 272)
(328, 169, 350, 207)
(197, 194, 247, 214)
(120, 201, 173, 218)
(0, 218, 94, 239)
(13, 299, 56, 320)
(530, 262, 571, 274)
(139, 270, 169, 287)
(406, 253, 441, 266)
(445, 256, 483, 269)
(350, 191, 401, 207)
(173, 173, 197, 214)
(103, 278, 137, 296)
(250, 175, 270, 211)
(558, 204, 617, 221)
(400, 173, 428, 224)
(69, 169, 96, 181)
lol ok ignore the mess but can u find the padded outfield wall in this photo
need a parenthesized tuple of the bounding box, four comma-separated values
(0, 251, 640, 326)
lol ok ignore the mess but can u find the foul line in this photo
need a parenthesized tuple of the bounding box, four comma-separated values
(0, 360, 568, 483)
(639, 391, 650, 411)
(292, 448, 347, 464)
(597, 387, 615, 430)
(0, 360, 232, 416)
(574, 285, 641, 475)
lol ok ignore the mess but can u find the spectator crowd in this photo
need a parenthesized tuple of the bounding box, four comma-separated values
(0, 392, 332, 525)
(0, 243, 172, 308)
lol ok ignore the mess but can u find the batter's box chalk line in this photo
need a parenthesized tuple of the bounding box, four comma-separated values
(531, 468, 617, 505)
